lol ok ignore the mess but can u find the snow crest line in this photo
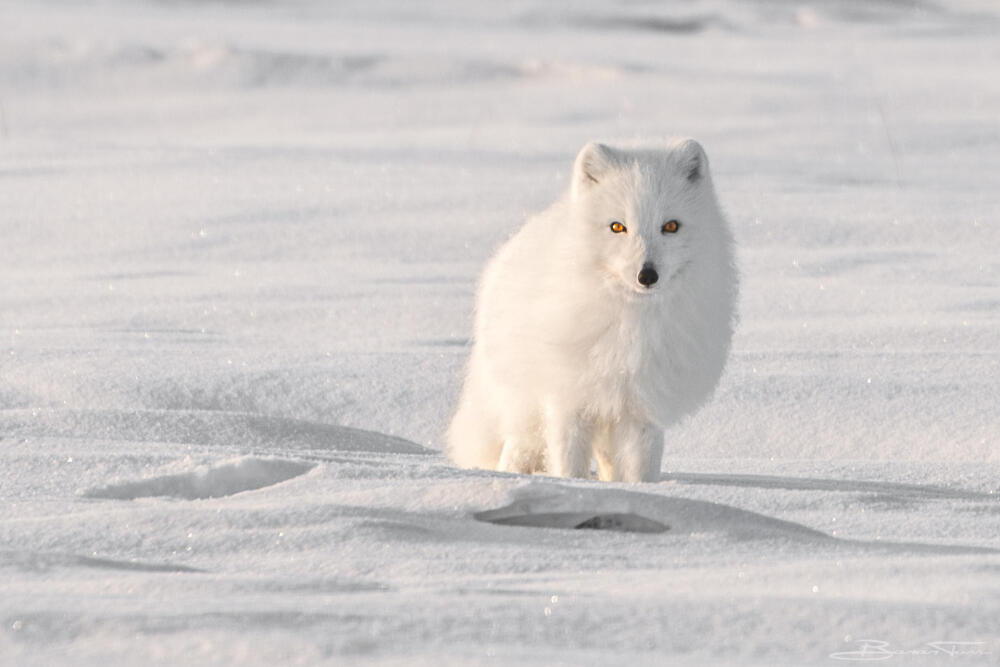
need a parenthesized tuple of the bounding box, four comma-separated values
(663, 472, 996, 500)
(1, 408, 431, 455)
(83, 456, 315, 501)
(0, 550, 203, 574)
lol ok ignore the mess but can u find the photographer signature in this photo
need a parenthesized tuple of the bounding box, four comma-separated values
(830, 639, 990, 661)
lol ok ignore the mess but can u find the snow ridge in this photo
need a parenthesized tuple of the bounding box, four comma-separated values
(83, 456, 314, 500)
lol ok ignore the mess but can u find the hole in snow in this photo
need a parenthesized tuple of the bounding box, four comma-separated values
(476, 510, 668, 534)
(83, 456, 315, 501)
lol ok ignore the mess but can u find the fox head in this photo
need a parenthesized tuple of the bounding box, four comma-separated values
(568, 139, 725, 297)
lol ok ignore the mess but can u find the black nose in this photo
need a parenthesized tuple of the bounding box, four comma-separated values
(637, 265, 659, 287)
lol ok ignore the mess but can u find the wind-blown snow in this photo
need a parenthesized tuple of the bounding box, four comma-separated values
(1, 0, 999, 665)
(83, 456, 315, 500)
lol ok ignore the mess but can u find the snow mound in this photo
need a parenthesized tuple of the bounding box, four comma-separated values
(477, 482, 829, 542)
(478, 482, 998, 555)
(83, 456, 315, 500)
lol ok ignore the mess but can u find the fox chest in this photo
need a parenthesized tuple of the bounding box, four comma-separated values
(569, 310, 673, 420)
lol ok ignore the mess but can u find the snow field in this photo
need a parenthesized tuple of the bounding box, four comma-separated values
(2, 1, 999, 664)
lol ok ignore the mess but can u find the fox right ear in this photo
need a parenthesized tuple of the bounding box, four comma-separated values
(572, 142, 614, 197)
(674, 138, 707, 183)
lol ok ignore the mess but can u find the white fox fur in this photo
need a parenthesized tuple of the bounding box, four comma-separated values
(447, 139, 738, 482)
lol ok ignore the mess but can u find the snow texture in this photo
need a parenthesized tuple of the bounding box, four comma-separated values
(1, 0, 999, 665)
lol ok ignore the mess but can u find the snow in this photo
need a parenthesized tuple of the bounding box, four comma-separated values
(1, 0, 999, 664)
(83, 456, 316, 501)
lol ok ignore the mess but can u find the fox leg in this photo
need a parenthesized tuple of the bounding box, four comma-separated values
(543, 407, 593, 479)
(597, 418, 663, 483)
(592, 420, 615, 481)
(497, 433, 543, 474)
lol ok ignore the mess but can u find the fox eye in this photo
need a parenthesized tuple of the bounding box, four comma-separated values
(609, 221, 627, 234)
(661, 220, 681, 234)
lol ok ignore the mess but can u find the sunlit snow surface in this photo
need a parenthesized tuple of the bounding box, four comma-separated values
(1, 1, 999, 665)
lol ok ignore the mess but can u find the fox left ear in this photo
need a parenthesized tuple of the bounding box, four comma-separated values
(675, 138, 707, 183)
(572, 142, 615, 198)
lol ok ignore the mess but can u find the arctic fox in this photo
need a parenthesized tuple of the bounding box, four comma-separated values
(447, 139, 738, 482)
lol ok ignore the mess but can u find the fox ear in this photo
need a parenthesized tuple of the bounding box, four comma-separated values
(675, 138, 707, 183)
(572, 142, 615, 197)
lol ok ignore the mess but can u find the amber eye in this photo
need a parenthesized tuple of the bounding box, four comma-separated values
(661, 220, 681, 234)
(610, 221, 627, 234)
